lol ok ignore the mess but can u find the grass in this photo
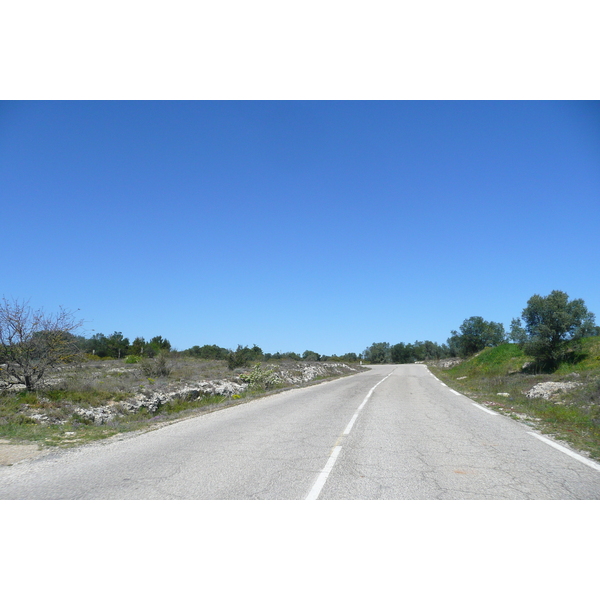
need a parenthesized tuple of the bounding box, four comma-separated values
(428, 339, 600, 460)
(446, 344, 529, 377)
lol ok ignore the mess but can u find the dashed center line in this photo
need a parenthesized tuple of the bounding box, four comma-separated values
(305, 446, 343, 500)
(305, 371, 393, 500)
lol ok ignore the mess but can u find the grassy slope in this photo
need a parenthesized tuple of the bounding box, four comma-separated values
(428, 338, 600, 460)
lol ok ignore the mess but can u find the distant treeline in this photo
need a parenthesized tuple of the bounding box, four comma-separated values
(186, 344, 359, 364)
(362, 340, 452, 364)
(75, 290, 599, 369)
(75, 333, 172, 359)
(364, 290, 599, 367)
(74, 333, 360, 366)
(361, 318, 509, 364)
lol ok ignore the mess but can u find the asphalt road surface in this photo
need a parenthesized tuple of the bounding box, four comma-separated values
(2, 364, 600, 499)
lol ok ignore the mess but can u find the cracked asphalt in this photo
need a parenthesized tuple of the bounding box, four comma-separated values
(1, 364, 599, 499)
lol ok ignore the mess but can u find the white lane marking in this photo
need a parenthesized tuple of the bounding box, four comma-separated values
(346, 371, 393, 434)
(428, 368, 479, 406)
(305, 446, 343, 500)
(471, 403, 498, 415)
(357, 391, 372, 411)
(527, 432, 600, 472)
(305, 371, 394, 500)
(343, 413, 359, 435)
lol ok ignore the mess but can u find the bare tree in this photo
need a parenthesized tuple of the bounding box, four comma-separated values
(0, 298, 83, 391)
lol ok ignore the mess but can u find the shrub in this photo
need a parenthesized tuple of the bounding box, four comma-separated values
(140, 352, 172, 378)
(239, 364, 281, 390)
(124, 355, 142, 364)
(228, 345, 262, 370)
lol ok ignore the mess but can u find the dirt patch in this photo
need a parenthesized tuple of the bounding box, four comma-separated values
(0, 440, 47, 466)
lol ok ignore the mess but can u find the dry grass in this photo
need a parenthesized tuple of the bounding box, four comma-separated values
(0, 357, 365, 448)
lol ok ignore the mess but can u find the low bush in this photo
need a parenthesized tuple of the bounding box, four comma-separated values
(239, 364, 282, 390)
(140, 352, 172, 378)
(124, 355, 142, 364)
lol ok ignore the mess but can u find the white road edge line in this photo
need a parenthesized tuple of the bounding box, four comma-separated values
(426, 364, 600, 470)
(305, 371, 393, 500)
(472, 403, 498, 415)
(527, 432, 600, 472)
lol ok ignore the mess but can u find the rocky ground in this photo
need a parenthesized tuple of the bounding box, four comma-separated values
(50, 361, 366, 426)
(0, 359, 367, 464)
(524, 379, 583, 400)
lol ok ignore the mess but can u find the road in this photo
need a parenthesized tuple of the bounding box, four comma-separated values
(1, 364, 600, 499)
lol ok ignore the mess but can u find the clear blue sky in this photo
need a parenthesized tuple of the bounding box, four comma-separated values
(1, 101, 599, 356)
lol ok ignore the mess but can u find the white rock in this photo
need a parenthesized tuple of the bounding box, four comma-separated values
(525, 381, 582, 400)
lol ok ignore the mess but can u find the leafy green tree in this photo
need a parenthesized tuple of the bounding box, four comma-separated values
(106, 331, 130, 359)
(446, 333, 461, 357)
(519, 290, 596, 369)
(302, 350, 321, 361)
(148, 336, 171, 357)
(448, 316, 506, 358)
(248, 344, 264, 361)
(363, 342, 391, 364)
(130, 337, 147, 356)
(184, 344, 229, 360)
(227, 345, 263, 369)
(391, 340, 450, 363)
(391, 342, 411, 363)
(412, 340, 446, 361)
(270, 351, 302, 360)
(508, 318, 527, 347)
(87, 332, 109, 357)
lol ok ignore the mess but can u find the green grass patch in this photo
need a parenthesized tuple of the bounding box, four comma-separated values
(446, 344, 529, 378)
(552, 337, 600, 375)
(430, 338, 600, 460)
(0, 391, 42, 411)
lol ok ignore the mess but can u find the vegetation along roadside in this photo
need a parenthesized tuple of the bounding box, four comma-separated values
(0, 355, 366, 459)
(428, 338, 600, 461)
(2, 288, 599, 464)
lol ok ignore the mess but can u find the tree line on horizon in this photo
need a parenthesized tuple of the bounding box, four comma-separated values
(1, 290, 597, 392)
(363, 290, 598, 370)
(73, 333, 359, 367)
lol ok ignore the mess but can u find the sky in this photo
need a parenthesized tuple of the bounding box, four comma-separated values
(2, 100, 599, 356)
(2, 4, 600, 584)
